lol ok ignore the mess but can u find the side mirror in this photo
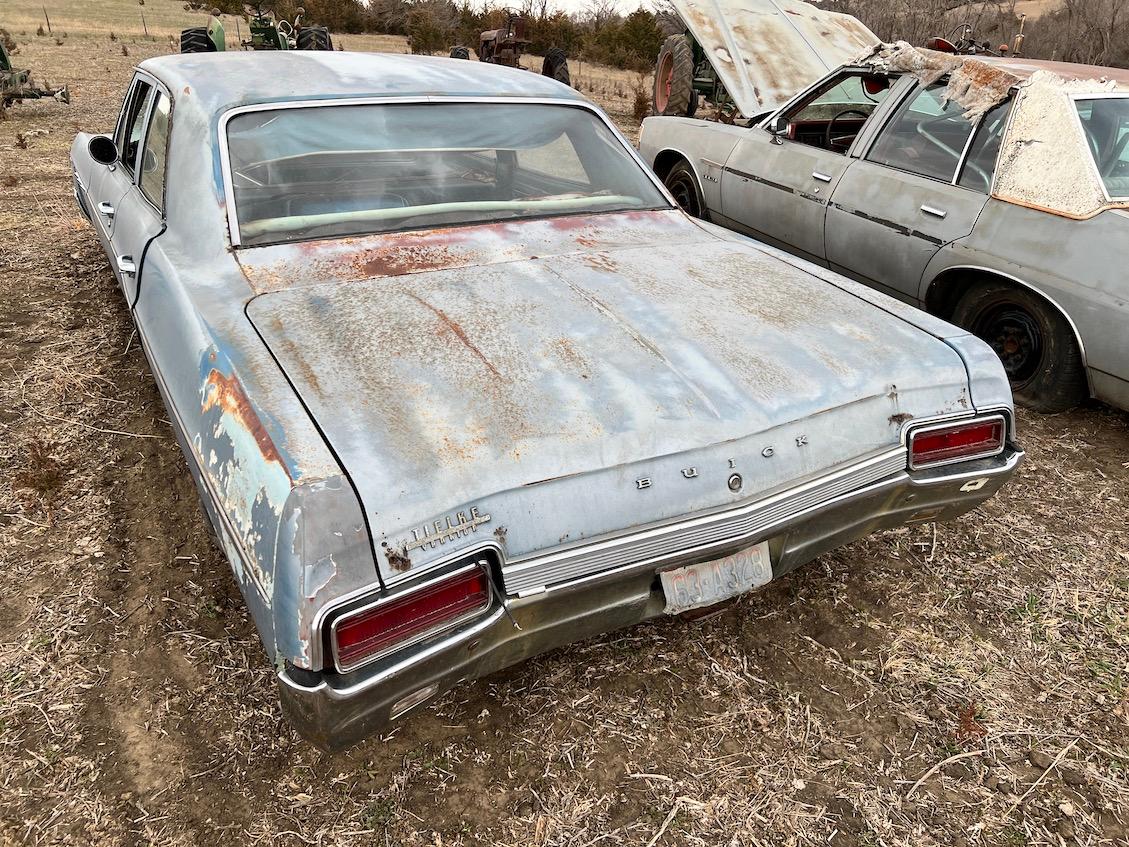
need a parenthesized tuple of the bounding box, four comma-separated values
(88, 135, 118, 166)
(766, 114, 789, 145)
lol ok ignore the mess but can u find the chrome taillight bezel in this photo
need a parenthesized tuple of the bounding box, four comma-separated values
(328, 559, 493, 674)
(907, 414, 1007, 471)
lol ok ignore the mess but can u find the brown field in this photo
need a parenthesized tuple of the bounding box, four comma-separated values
(0, 2, 1127, 846)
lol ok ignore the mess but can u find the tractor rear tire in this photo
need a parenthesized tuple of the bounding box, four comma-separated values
(297, 26, 332, 51)
(653, 34, 694, 116)
(450, 45, 471, 59)
(180, 27, 214, 53)
(542, 47, 570, 86)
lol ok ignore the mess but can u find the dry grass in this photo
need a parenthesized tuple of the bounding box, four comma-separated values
(0, 8, 1126, 846)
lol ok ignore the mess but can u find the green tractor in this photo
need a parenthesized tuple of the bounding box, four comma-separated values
(180, 5, 332, 54)
(1, 34, 69, 109)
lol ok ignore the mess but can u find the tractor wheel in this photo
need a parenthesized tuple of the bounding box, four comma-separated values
(180, 27, 215, 53)
(653, 34, 694, 116)
(542, 47, 570, 86)
(297, 26, 332, 51)
(450, 45, 471, 59)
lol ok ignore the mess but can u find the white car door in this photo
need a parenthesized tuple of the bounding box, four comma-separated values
(718, 71, 897, 264)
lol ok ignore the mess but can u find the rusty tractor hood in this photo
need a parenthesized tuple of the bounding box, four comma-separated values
(670, 0, 879, 116)
(243, 212, 972, 586)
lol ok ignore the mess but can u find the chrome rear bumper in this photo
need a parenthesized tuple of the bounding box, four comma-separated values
(278, 446, 1022, 752)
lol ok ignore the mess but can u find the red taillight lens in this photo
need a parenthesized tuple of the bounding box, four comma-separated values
(909, 417, 1005, 469)
(332, 566, 491, 671)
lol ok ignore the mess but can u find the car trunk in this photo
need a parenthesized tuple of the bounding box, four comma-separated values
(243, 215, 971, 587)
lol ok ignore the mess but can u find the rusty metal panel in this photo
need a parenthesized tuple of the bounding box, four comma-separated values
(245, 211, 978, 587)
(670, 0, 879, 116)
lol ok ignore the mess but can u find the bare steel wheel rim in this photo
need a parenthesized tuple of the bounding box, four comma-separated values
(974, 303, 1043, 387)
(666, 172, 700, 217)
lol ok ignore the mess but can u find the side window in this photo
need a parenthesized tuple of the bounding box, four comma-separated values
(118, 81, 155, 176)
(780, 72, 894, 153)
(868, 82, 976, 182)
(139, 92, 171, 209)
(958, 98, 1013, 192)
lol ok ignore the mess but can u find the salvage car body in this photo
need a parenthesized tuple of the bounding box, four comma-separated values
(71, 51, 1022, 750)
(641, 34, 1129, 412)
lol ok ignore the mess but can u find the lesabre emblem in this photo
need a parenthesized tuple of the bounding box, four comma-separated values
(402, 506, 492, 553)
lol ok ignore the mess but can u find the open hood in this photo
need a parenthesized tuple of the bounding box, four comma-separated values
(671, 0, 879, 116)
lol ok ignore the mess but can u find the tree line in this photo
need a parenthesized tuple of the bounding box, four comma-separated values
(819, 0, 1128, 69)
(190, 0, 1127, 70)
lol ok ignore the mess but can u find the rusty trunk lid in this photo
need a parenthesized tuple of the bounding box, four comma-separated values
(671, 0, 879, 116)
(243, 212, 971, 585)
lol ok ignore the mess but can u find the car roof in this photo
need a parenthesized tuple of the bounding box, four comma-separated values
(978, 55, 1129, 86)
(138, 51, 585, 117)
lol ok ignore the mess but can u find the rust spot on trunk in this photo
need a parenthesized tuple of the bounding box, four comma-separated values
(359, 243, 461, 278)
(382, 542, 412, 572)
(406, 293, 502, 379)
(889, 412, 914, 425)
(202, 369, 292, 480)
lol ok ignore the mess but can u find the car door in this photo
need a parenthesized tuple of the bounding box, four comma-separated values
(110, 82, 170, 306)
(825, 82, 1013, 303)
(717, 70, 897, 264)
(86, 78, 155, 259)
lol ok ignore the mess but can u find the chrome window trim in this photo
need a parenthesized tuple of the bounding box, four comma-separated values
(906, 413, 1007, 471)
(1068, 92, 1129, 202)
(217, 95, 675, 248)
(328, 558, 493, 674)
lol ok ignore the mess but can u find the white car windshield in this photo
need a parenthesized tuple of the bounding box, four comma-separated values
(225, 102, 670, 246)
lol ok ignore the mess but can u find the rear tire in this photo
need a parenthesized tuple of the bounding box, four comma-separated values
(542, 47, 570, 86)
(180, 27, 214, 53)
(450, 45, 471, 59)
(952, 281, 1088, 413)
(653, 34, 694, 116)
(663, 159, 705, 219)
(296, 26, 332, 51)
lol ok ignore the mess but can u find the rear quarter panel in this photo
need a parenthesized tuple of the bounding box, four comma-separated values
(923, 201, 1129, 401)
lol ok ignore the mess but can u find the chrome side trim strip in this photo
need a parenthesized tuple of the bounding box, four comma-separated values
(502, 447, 907, 596)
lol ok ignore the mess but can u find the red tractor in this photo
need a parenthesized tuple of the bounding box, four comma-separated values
(449, 12, 570, 87)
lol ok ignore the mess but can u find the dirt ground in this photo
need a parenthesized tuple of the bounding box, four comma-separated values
(0, 11, 1127, 847)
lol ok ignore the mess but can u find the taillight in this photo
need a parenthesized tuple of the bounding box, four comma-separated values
(909, 416, 1005, 470)
(331, 564, 491, 672)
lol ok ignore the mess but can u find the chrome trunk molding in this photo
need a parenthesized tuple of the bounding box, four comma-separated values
(502, 447, 907, 596)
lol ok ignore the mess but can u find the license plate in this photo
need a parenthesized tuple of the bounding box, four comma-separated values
(660, 542, 772, 615)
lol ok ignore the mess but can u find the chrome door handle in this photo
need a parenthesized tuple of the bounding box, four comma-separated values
(812, 171, 833, 183)
(116, 255, 136, 277)
(98, 201, 115, 219)
(920, 205, 948, 219)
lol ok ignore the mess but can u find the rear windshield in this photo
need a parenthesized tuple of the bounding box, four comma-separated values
(1075, 97, 1129, 199)
(225, 102, 670, 246)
